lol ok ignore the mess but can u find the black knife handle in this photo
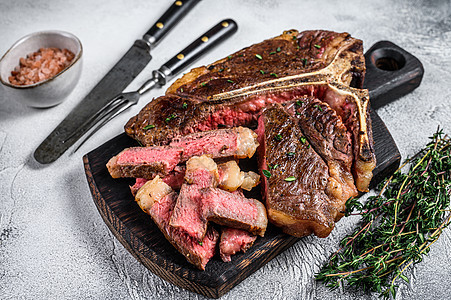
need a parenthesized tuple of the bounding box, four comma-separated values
(161, 19, 238, 77)
(363, 41, 424, 110)
(144, 0, 201, 47)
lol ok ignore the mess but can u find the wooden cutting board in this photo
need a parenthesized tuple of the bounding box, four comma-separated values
(83, 41, 423, 298)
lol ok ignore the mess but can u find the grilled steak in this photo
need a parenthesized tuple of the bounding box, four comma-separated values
(257, 105, 338, 237)
(286, 97, 358, 217)
(107, 146, 183, 178)
(170, 184, 267, 241)
(135, 176, 218, 270)
(170, 126, 258, 161)
(219, 227, 257, 262)
(125, 29, 375, 192)
(107, 127, 258, 179)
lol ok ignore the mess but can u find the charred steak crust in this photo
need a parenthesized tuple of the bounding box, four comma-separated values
(125, 29, 375, 192)
(286, 97, 358, 218)
(257, 105, 337, 238)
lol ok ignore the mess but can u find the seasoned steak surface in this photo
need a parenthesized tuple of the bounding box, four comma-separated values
(125, 29, 375, 192)
(257, 105, 336, 237)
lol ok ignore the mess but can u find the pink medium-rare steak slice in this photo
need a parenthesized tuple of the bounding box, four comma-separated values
(125, 29, 375, 192)
(170, 184, 268, 241)
(107, 127, 258, 180)
(135, 176, 218, 270)
(107, 146, 183, 178)
(257, 105, 340, 238)
(170, 126, 258, 161)
(219, 227, 257, 262)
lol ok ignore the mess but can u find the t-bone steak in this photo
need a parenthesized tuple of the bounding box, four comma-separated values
(125, 29, 376, 193)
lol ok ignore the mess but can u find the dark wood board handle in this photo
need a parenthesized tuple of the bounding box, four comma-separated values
(82, 41, 424, 298)
(364, 40, 424, 109)
(364, 41, 424, 187)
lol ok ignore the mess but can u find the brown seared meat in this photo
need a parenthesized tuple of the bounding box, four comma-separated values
(286, 97, 358, 219)
(256, 105, 338, 238)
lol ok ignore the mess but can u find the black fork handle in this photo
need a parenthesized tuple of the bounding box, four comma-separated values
(144, 0, 201, 46)
(162, 19, 238, 77)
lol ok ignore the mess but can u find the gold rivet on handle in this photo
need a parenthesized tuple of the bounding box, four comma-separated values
(201, 36, 209, 42)
(156, 22, 164, 29)
(221, 21, 229, 27)
(175, 1, 183, 6)
(177, 54, 184, 60)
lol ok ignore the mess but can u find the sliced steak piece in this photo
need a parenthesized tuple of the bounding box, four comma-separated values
(125, 29, 375, 192)
(184, 155, 220, 188)
(129, 165, 186, 196)
(286, 97, 358, 217)
(170, 126, 258, 161)
(107, 127, 258, 180)
(135, 176, 218, 270)
(257, 105, 337, 238)
(107, 146, 183, 178)
(170, 184, 267, 241)
(129, 158, 260, 195)
(219, 227, 257, 262)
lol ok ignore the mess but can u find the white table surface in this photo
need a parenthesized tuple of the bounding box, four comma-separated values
(1, 0, 450, 299)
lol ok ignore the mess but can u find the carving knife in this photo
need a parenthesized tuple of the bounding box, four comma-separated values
(70, 19, 238, 154)
(34, 0, 200, 164)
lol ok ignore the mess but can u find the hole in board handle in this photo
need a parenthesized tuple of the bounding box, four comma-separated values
(370, 48, 406, 71)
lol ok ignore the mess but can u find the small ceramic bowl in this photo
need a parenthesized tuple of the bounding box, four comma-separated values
(0, 30, 83, 108)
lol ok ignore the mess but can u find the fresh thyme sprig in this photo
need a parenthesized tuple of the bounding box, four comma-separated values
(316, 129, 451, 299)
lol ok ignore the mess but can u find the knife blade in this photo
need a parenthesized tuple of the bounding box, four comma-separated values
(34, 0, 200, 164)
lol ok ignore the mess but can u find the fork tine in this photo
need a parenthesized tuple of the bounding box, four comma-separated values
(70, 100, 136, 154)
(63, 94, 126, 143)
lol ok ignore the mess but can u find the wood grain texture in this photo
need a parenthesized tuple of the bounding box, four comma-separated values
(83, 41, 423, 298)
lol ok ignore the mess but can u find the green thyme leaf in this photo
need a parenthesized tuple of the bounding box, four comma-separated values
(182, 102, 188, 109)
(316, 129, 451, 299)
(284, 176, 296, 182)
(300, 136, 306, 144)
(262, 169, 271, 178)
(227, 79, 234, 83)
(314, 44, 321, 49)
(270, 73, 278, 77)
(165, 114, 176, 123)
(276, 47, 281, 52)
(275, 134, 282, 141)
(260, 70, 265, 74)
(255, 54, 263, 60)
(143, 124, 155, 130)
